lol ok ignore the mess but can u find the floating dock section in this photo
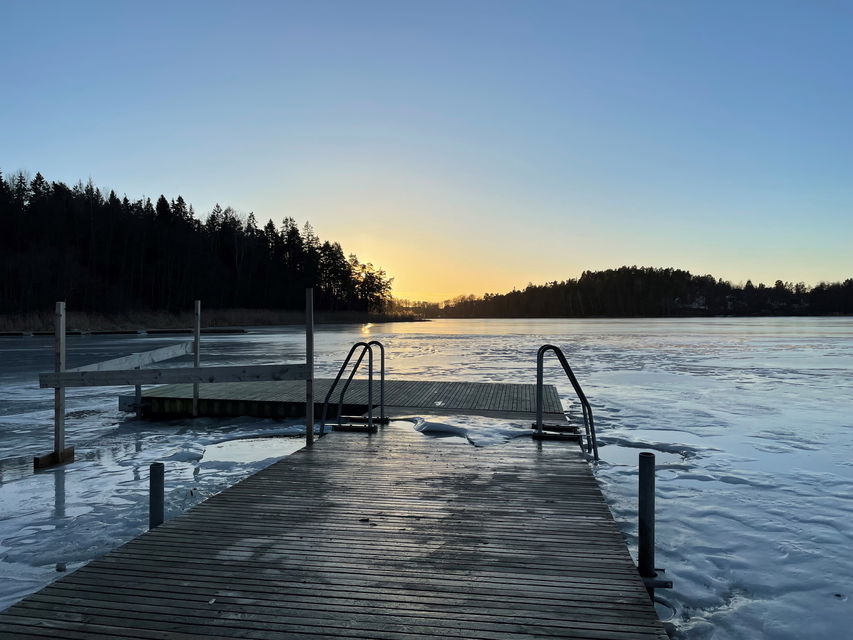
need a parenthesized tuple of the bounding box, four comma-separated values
(120, 378, 570, 422)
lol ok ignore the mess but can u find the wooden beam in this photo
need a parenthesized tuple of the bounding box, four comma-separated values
(33, 446, 75, 470)
(68, 342, 193, 372)
(192, 300, 201, 417)
(306, 288, 314, 446)
(53, 302, 66, 457)
(40, 364, 309, 388)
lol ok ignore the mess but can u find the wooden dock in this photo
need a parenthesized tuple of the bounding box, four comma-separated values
(120, 379, 570, 422)
(0, 421, 666, 639)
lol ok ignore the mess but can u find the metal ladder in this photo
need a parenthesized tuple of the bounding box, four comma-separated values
(534, 344, 598, 460)
(318, 340, 386, 436)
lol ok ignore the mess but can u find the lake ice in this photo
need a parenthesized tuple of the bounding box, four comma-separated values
(1, 317, 851, 638)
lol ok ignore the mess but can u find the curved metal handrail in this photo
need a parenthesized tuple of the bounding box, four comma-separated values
(367, 340, 385, 423)
(334, 344, 373, 429)
(536, 344, 598, 460)
(319, 342, 369, 436)
(318, 341, 386, 435)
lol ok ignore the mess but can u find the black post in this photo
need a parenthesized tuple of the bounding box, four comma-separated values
(149, 462, 165, 529)
(306, 288, 314, 445)
(638, 452, 655, 581)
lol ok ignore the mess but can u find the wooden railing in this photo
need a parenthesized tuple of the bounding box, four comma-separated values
(34, 291, 316, 469)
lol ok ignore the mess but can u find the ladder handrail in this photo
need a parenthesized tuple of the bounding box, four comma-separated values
(318, 341, 385, 436)
(367, 340, 385, 423)
(335, 344, 373, 429)
(536, 344, 598, 460)
(318, 342, 368, 436)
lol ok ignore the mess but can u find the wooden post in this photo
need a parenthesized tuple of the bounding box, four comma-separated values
(192, 300, 201, 417)
(134, 366, 142, 418)
(149, 462, 165, 529)
(535, 348, 544, 436)
(34, 302, 75, 469)
(306, 288, 314, 445)
(638, 452, 656, 582)
(54, 301, 66, 456)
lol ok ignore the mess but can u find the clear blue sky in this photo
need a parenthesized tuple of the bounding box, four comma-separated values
(2, 0, 851, 300)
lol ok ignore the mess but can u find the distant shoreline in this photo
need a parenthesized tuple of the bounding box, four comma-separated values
(0, 309, 426, 334)
(3, 310, 851, 336)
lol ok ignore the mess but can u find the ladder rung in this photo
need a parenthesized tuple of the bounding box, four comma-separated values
(343, 416, 390, 424)
(333, 424, 378, 433)
(531, 432, 580, 441)
(530, 423, 580, 433)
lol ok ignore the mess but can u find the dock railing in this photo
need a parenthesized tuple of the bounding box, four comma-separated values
(535, 344, 598, 460)
(35, 292, 317, 469)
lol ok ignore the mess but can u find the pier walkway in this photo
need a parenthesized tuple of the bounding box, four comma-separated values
(0, 421, 666, 639)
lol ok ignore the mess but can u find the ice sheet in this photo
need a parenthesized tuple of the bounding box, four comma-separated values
(1, 317, 852, 638)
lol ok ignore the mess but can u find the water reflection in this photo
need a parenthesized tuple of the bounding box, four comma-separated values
(53, 467, 65, 520)
(0, 456, 32, 485)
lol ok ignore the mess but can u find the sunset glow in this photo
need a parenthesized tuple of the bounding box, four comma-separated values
(1, 1, 850, 301)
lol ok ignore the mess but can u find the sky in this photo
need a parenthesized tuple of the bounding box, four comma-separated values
(1, 0, 851, 301)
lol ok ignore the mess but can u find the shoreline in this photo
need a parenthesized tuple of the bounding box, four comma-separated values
(0, 309, 427, 334)
(3, 311, 849, 335)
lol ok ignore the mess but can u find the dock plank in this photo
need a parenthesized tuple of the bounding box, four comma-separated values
(0, 423, 666, 639)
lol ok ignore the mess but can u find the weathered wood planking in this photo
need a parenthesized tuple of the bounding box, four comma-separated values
(67, 341, 194, 373)
(120, 379, 569, 422)
(42, 364, 309, 388)
(0, 422, 667, 639)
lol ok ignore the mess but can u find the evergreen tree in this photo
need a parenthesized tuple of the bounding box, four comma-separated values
(0, 168, 394, 314)
(155, 195, 171, 221)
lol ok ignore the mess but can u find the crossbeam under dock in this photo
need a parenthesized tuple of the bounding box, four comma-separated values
(0, 421, 666, 639)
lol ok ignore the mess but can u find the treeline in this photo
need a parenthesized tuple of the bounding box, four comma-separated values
(433, 267, 853, 318)
(0, 170, 392, 314)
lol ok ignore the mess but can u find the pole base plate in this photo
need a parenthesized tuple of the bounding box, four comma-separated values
(33, 446, 75, 470)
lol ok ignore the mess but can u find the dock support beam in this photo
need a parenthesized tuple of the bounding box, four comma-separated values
(149, 462, 165, 529)
(34, 301, 74, 469)
(306, 288, 314, 445)
(192, 300, 201, 417)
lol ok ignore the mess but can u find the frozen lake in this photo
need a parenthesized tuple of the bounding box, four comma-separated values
(1, 317, 852, 638)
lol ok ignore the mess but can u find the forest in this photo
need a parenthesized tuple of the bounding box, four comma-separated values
(3, 170, 850, 322)
(430, 267, 853, 318)
(0, 170, 393, 315)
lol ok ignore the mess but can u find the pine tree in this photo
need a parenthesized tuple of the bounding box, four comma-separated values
(155, 195, 171, 221)
(172, 195, 188, 221)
